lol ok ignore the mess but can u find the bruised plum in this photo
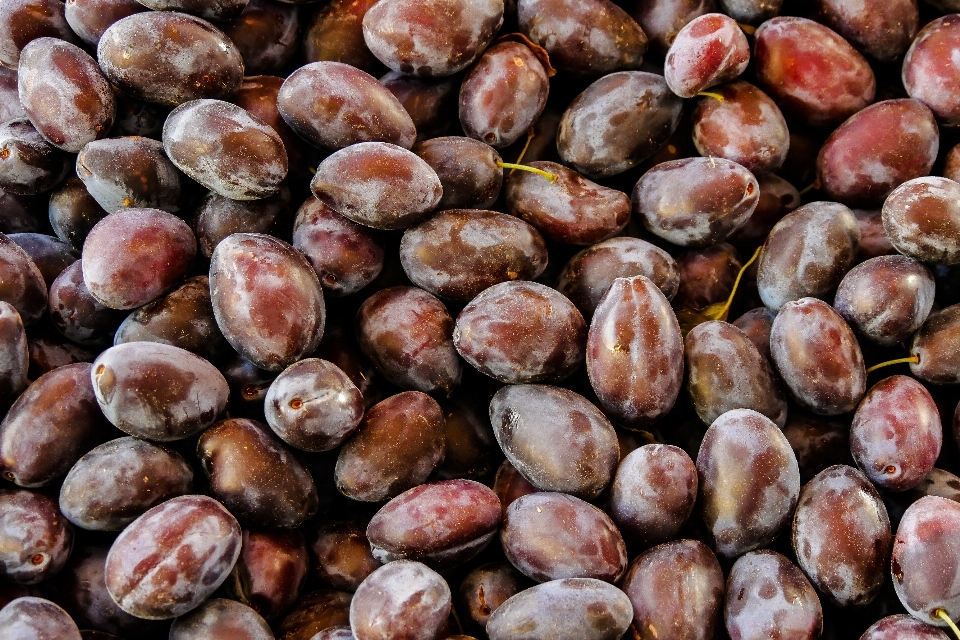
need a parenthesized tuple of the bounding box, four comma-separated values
(454, 281, 586, 384)
(586, 275, 684, 427)
(367, 479, 501, 568)
(399, 209, 547, 302)
(104, 495, 241, 620)
(59, 436, 193, 531)
(696, 409, 800, 558)
(793, 465, 891, 607)
(356, 286, 461, 395)
(210, 233, 325, 372)
(91, 341, 229, 441)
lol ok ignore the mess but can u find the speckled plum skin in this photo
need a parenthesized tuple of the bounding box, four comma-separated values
(0, 597, 82, 640)
(834, 255, 935, 347)
(851, 376, 942, 492)
(399, 209, 548, 302)
(488, 384, 619, 499)
(459, 42, 548, 149)
(817, 100, 938, 208)
(0, 301, 27, 404)
(308, 519, 379, 592)
(264, 358, 363, 453)
(350, 561, 451, 640)
(770, 298, 866, 415)
(277, 62, 416, 151)
(903, 16, 960, 126)
(104, 495, 241, 620)
(753, 17, 875, 128)
(505, 161, 630, 246)
(911, 305, 960, 385)
(335, 391, 445, 502)
(608, 444, 697, 547)
(518, 0, 646, 77)
(76, 137, 186, 215)
(311, 142, 442, 230)
(558, 71, 683, 179)
(697, 409, 800, 558)
(792, 465, 891, 607)
(0, 119, 70, 196)
(59, 436, 192, 531)
(0, 362, 105, 488)
(367, 479, 501, 568)
(586, 275, 684, 428)
(756, 202, 860, 311)
(883, 177, 960, 266)
(357, 286, 461, 395)
(633, 157, 758, 247)
(458, 562, 531, 629)
(724, 550, 823, 640)
(198, 418, 319, 528)
(891, 496, 960, 625)
(169, 599, 273, 640)
(0, 234, 47, 326)
(362, 0, 502, 77)
(454, 281, 585, 385)
(17, 38, 114, 153)
(91, 342, 228, 441)
(664, 13, 749, 98)
(413, 137, 502, 210)
(292, 197, 384, 298)
(210, 233, 325, 372)
(622, 539, 724, 640)
(222, 529, 308, 621)
(501, 492, 626, 583)
(684, 321, 787, 428)
(0, 489, 73, 584)
(97, 12, 243, 106)
(557, 237, 679, 319)
(81, 208, 196, 311)
(163, 99, 288, 201)
(692, 81, 789, 175)
(486, 577, 633, 640)
(861, 615, 951, 640)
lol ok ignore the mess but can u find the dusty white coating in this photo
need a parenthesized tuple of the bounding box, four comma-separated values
(163, 99, 287, 201)
(169, 599, 273, 640)
(882, 176, 960, 265)
(725, 551, 822, 640)
(903, 16, 960, 125)
(363, 0, 503, 77)
(692, 81, 789, 174)
(350, 560, 451, 640)
(91, 341, 229, 441)
(17, 38, 114, 152)
(697, 408, 800, 558)
(0, 597, 82, 640)
(757, 202, 860, 311)
(664, 13, 750, 98)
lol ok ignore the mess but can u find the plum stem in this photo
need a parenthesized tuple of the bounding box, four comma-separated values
(866, 355, 920, 374)
(497, 162, 558, 182)
(450, 603, 464, 635)
(737, 22, 757, 34)
(935, 608, 960, 640)
(676, 245, 762, 335)
(798, 179, 821, 196)
(511, 127, 537, 171)
(697, 91, 725, 101)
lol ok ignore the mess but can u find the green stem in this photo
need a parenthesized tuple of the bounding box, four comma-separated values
(866, 355, 920, 374)
(496, 161, 557, 182)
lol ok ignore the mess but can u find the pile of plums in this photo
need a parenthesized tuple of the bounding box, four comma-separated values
(1, 0, 960, 638)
